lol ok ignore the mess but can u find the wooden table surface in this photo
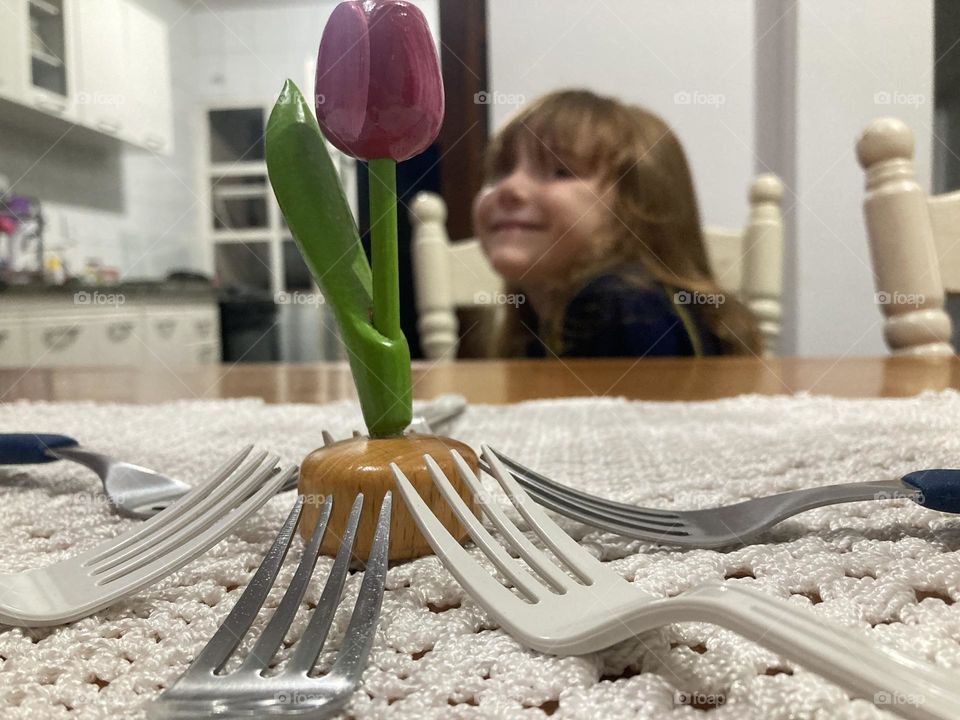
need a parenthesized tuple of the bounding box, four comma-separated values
(3, 356, 960, 405)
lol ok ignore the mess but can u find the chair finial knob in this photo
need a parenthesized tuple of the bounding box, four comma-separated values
(750, 174, 784, 204)
(857, 117, 914, 169)
(410, 191, 447, 224)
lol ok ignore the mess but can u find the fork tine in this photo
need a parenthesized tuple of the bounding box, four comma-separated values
(93, 454, 281, 580)
(423, 455, 549, 601)
(89, 450, 273, 571)
(515, 473, 686, 528)
(485, 447, 682, 521)
(446, 452, 576, 593)
(287, 494, 365, 674)
(184, 494, 304, 676)
(98, 466, 296, 594)
(237, 495, 336, 672)
(480, 448, 694, 538)
(392, 464, 524, 616)
(517, 478, 686, 529)
(482, 446, 604, 585)
(520, 484, 694, 541)
(326, 492, 392, 685)
(86, 446, 255, 566)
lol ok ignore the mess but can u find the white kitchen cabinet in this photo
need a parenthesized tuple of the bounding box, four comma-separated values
(0, 0, 173, 154)
(0, 294, 219, 368)
(75, 0, 126, 136)
(0, 3, 28, 101)
(122, 1, 173, 154)
(0, 321, 28, 368)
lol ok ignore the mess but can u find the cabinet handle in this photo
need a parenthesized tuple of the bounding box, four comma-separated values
(154, 319, 176, 339)
(195, 319, 213, 337)
(96, 120, 121, 134)
(107, 322, 134, 343)
(0, 330, 8, 346)
(35, 98, 66, 115)
(43, 326, 79, 351)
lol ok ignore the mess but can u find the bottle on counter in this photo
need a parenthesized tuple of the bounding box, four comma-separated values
(43, 251, 66, 285)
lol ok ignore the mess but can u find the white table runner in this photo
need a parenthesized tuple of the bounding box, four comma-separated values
(1, 393, 959, 719)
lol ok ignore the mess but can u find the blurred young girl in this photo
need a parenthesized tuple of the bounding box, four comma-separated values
(472, 90, 760, 358)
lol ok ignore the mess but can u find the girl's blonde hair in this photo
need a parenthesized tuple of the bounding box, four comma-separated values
(483, 89, 761, 357)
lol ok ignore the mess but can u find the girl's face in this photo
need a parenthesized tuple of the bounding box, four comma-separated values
(472, 144, 614, 288)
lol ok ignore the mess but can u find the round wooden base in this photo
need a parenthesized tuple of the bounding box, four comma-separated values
(297, 433, 480, 561)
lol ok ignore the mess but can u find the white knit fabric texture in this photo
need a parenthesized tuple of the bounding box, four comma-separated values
(0, 393, 959, 719)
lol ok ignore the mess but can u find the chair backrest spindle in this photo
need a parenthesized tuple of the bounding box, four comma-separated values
(857, 118, 954, 355)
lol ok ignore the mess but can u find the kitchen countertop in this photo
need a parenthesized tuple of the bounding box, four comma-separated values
(0, 279, 219, 301)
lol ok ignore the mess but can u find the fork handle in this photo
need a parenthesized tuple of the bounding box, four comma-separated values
(902, 469, 960, 513)
(667, 583, 960, 720)
(0, 434, 79, 464)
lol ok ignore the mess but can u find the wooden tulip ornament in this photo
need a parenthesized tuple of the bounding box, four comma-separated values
(266, 0, 475, 559)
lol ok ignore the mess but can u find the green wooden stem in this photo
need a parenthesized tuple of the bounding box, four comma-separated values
(368, 158, 402, 340)
(265, 81, 411, 438)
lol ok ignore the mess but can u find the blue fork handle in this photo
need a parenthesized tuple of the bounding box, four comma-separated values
(902, 469, 960, 513)
(0, 434, 80, 464)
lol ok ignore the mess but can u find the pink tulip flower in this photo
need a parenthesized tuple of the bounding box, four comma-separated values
(315, 0, 445, 161)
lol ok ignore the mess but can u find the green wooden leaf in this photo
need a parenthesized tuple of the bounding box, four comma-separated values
(266, 79, 411, 436)
(266, 80, 372, 322)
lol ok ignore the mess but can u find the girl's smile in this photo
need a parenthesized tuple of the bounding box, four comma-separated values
(473, 144, 613, 289)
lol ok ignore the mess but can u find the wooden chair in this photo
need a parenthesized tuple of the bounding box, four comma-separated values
(857, 118, 956, 355)
(409, 174, 784, 359)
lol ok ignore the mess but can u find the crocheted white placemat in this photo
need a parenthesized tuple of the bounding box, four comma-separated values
(1, 393, 959, 719)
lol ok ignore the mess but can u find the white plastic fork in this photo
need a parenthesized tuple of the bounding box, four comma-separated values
(393, 446, 960, 720)
(0, 446, 296, 627)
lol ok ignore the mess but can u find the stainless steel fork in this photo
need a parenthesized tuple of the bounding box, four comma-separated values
(149, 492, 391, 719)
(484, 447, 960, 548)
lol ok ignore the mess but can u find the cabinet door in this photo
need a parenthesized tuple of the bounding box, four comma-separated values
(144, 310, 181, 366)
(26, 0, 78, 120)
(0, 2, 28, 101)
(122, 1, 173, 154)
(144, 306, 220, 366)
(24, 318, 100, 367)
(184, 308, 221, 364)
(92, 314, 146, 366)
(0, 321, 28, 367)
(194, 343, 219, 365)
(75, 0, 125, 135)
